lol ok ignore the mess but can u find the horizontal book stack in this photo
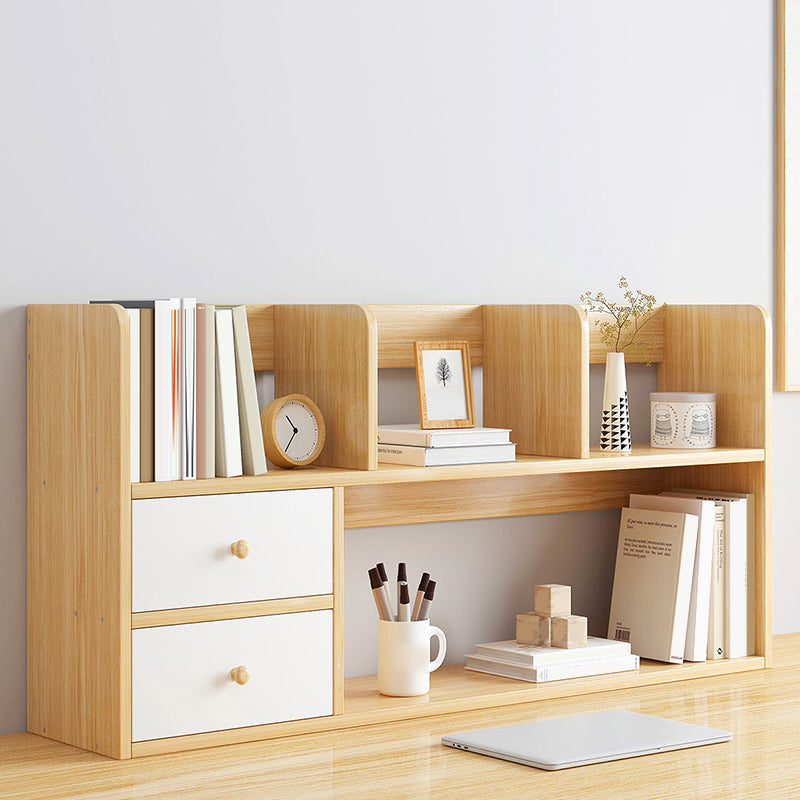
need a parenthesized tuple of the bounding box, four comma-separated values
(93, 300, 267, 482)
(377, 424, 515, 467)
(608, 490, 753, 664)
(466, 637, 638, 683)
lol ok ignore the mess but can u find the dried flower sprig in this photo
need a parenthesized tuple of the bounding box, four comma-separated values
(580, 276, 664, 362)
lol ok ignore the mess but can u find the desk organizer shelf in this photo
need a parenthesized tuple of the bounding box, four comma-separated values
(27, 303, 771, 758)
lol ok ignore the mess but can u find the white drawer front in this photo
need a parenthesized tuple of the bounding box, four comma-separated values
(132, 489, 333, 611)
(132, 610, 333, 741)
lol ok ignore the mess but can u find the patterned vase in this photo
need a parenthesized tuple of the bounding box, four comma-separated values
(600, 352, 631, 452)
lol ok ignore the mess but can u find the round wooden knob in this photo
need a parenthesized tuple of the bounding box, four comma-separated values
(230, 540, 250, 559)
(230, 666, 250, 685)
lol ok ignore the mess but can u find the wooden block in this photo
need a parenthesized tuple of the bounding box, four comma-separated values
(516, 612, 551, 646)
(534, 584, 571, 617)
(551, 615, 588, 649)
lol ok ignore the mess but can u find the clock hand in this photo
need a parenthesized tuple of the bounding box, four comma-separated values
(285, 430, 297, 452)
(286, 415, 298, 433)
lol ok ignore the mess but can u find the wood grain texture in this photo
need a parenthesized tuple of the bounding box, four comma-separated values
(245, 305, 274, 372)
(131, 596, 334, 629)
(343, 469, 667, 528)
(273, 305, 377, 470)
(3, 637, 796, 796)
(369, 305, 483, 368)
(587, 308, 665, 364)
(332, 487, 344, 715)
(27, 304, 132, 759)
(483, 305, 589, 458)
(129, 653, 767, 758)
(131, 446, 766, 499)
(659, 305, 772, 665)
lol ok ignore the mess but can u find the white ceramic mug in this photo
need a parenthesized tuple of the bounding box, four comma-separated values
(377, 619, 447, 697)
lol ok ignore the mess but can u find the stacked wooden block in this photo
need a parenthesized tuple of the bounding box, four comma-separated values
(516, 584, 588, 649)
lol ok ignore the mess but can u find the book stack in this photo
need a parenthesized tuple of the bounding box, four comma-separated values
(94, 299, 267, 482)
(376, 424, 515, 466)
(607, 490, 752, 664)
(465, 637, 638, 683)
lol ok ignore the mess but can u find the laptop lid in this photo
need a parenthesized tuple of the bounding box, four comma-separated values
(442, 710, 731, 770)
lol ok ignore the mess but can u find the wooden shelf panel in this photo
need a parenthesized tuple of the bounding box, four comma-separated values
(132, 445, 765, 499)
(130, 655, 765, 757)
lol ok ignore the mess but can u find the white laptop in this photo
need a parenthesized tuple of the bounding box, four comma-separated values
(442, 710, 731, 770)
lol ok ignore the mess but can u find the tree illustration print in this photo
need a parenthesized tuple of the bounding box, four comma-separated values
(435, 357, 452, 387)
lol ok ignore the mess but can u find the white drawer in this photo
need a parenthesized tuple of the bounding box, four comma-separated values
(132, 610, 333, 741)
(132, 489, 333, 612)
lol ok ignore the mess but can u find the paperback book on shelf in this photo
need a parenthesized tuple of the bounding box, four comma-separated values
(607, 507, 698, 663)
(474, 636, 631, 666)
(377, 424, 511, 448)
(629, 493, 716, 662)
(666, 489, 752, 658)
(465, 653, 639, 683)
(377, 442, 516, 467)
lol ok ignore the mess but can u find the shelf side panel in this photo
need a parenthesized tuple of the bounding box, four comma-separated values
(588, 307, 665, 364)
(343, 469, 665, 528)
(369, 305, 484, 368)
(246, 304, 274, 371)
(27, 304, 132, 759)
(483, 305, 589, 458)
(274, 305, 378, 470)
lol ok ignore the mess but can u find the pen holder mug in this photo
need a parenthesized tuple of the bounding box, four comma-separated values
(377, 619, 447, 697)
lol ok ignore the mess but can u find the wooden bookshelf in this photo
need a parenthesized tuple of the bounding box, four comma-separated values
(27, 303, 772, 759)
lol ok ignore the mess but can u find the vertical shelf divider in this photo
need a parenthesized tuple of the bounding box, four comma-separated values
(483, 304, 590, 458)
(658, 304, 772, 663)
(273, 305, 378, 470)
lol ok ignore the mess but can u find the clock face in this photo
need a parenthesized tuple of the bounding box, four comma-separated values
(275, 399, 320, 462)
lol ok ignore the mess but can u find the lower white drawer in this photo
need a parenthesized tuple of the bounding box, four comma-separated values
(132, 611, 333, 742)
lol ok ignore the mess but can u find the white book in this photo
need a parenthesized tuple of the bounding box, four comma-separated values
(227, 306, 267, 476)
(377, 424, 511, 448)
(667, 490, 750, 658)
(180, 298, 196, 480)
(154, 299, 180, 481)
(377, 442, 516, 467)
(607, 507, 698, 663)
(465, 653, 640, 683)
(195, 304, 215, 480)
(214, 309, 242, 478)
(474, 636, 630, 667)
(629, 493, 715, 662)
(127, 309, 140, 483)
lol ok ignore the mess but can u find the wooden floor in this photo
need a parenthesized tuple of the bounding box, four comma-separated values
(2, 635, 799, 800)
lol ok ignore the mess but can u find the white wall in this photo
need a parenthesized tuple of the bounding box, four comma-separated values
(0, 0, 789, 733)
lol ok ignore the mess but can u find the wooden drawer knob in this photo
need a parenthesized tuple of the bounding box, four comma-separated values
(230, 665, 250, 685)
(230, 540, 250, 559)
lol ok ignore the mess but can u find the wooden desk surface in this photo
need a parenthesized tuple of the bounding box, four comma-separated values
(2, 634, 799, 800)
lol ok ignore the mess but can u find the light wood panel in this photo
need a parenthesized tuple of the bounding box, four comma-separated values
(273, 305, 378, 470)
(245, 305, 274, 372)
(131, 446, 766, 499)
(27, 304, 131, 759)
(369, 304, 484, 368)
(131, 596, 334, 629)
(3, 636, 797, 798)
(484, 304, 589, 458)
(332, 487, 344, 715)
(129, 653, 766, 758)
(343, 469, 666, 528)
(587, 308, 665, 364)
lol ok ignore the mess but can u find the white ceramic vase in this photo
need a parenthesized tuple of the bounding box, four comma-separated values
(600, 352, 631, 452)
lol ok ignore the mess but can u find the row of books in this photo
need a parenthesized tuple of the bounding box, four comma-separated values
(465, 637, 638, 683)
(608, 490, 752, 664)
(376, 424, 516, 466)
(98, 300, 268, 482)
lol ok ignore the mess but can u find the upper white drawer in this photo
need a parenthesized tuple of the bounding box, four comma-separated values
(132, 488, 333, 612)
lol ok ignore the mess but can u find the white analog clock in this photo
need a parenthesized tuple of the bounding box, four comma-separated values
(260, 394, 326, 468)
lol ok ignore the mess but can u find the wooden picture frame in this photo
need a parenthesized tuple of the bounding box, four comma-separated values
(414, 341, 475, 429)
